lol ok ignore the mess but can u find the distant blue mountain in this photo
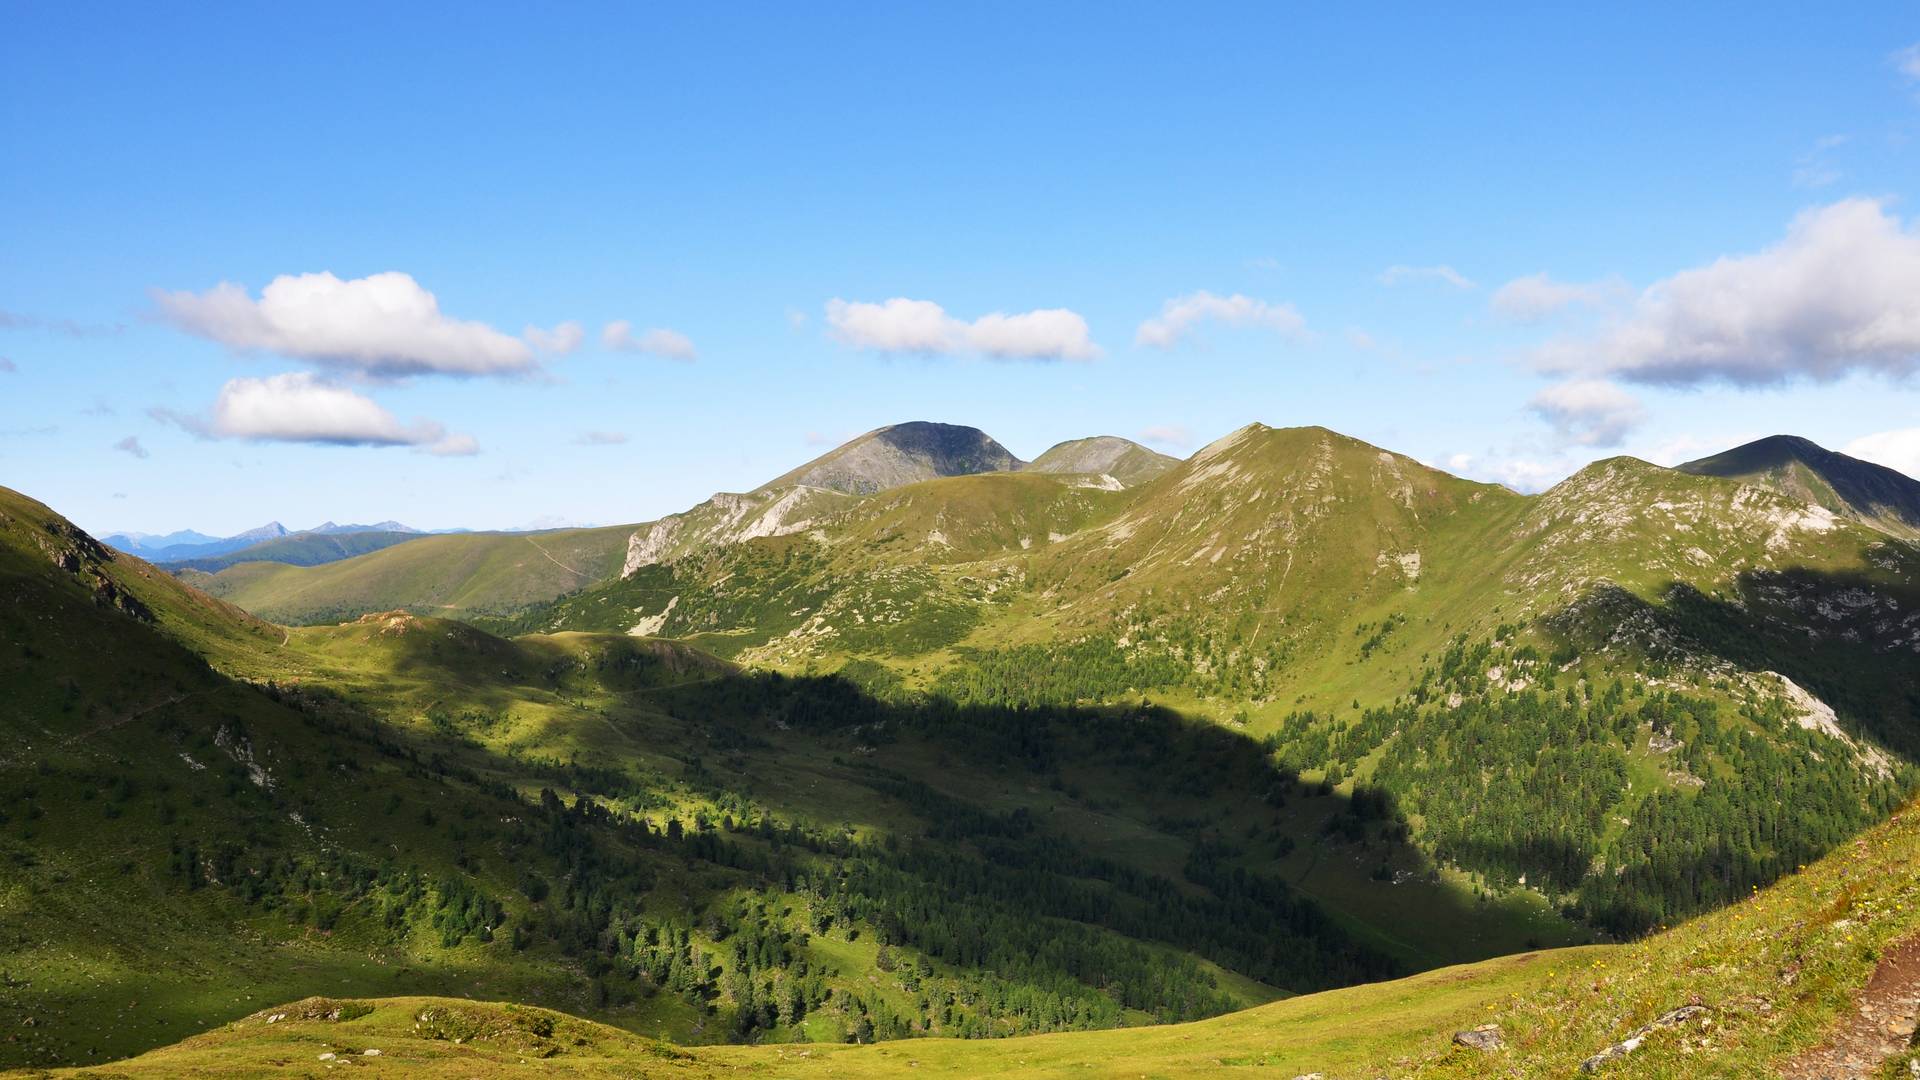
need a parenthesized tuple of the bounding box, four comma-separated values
(104, 520, 429, 563)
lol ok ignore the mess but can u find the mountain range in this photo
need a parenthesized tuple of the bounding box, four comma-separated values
(5, 419, 1920, 1076)
(103, 520, 425, 563)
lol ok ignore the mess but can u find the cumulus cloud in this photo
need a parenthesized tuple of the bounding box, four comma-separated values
(152, 271, 534, 377)
(825, 298, 1099, 361)
(112, 435, 148, 459)
(154, 372, 477, 454)
(1378, 264, 1475, 289)
(602, 320, 697, 360)
(576, 430, 629, 446)
(1538, 199, 1920, 386)
(1491, 273, 1627, 321)
(1527, 378, 1645, 448)
(1137, 424, 1193, 449)
(1134, 292, 1305, 349)
(526, 321, 585, 356)
(1843, 427, 1920, 480)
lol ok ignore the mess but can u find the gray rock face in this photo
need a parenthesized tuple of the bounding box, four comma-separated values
(1024, 435, 1179, 488)
(1579, 1005, 1708, 1072)
(758, 422, 1023, 496)
(1452, 1024, 1504, 1051)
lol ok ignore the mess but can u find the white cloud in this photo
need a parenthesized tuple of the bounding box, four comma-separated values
(576, 430, 629, 446)
(1345, 328, 1378, 350)
(0, 309, 123, 337)
(422, 433, 479, 457)
(1481, 456, 1568, 492)
(967, 308, 1100, 360)
(1539, 199, 1920, 386)
(825, 298, 952, 352)
(1632, 431, 1759, 468)
(1527, 378, 1644, 448)
(1134, 291, 1305, 349)
(825, 298, 1099, 360)
(1790, 134, 1849, 189)
(1842, 427, 1920, 480)
(526, 321, 585, 356)
(1895, 42, 1920, 81)
(153, 271, 534, 377)
(602, 320, 697, 360)
(1137, 424, 1193, 449)
(1449, 450, 1575, 492)
(157, 372, 476, 453)
(1378, 264, 1475, 289)
(1491, 273, 1626, 320)
(113, 435, 148, 459)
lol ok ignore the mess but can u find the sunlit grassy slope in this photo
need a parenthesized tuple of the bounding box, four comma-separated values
(34, 794, 1920, 1078)
(182, 523, 636, 623)
(2, 483, 1584, 1072)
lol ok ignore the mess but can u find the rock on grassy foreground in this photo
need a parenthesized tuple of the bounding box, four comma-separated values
(27, 799, 1920, 1079)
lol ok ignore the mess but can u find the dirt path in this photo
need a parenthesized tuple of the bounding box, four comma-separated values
(1782, 934, 1920, 1078)
(0, 689, 209, 770)
(523, 536, 585, 578)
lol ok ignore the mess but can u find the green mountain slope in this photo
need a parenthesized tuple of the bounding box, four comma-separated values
(1024, 435, 1179, 488)
(503, 424, 1920, 939)
(10, 420, 1920, 1074)
(179, 524, 636, 624)
(5, 484, 1589, 1071)
(50, 795, 1920, 1078)
(1679, 433, 1920, 539)
(169, 529, 424, 573)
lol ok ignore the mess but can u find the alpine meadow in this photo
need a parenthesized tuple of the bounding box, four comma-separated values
(7, 7, 1920, 1078)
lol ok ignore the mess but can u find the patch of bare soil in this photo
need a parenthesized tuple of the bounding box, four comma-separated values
(1783, 935, 1920, 1079)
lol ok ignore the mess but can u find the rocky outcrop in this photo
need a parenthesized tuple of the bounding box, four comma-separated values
(1579, 1005, 1708, 1072)
(621, 486, 850, 576)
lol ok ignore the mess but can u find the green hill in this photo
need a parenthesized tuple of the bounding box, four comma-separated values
(169, 529, 424, 573)
(502, 424, 1920, 938)
(180, 524, 636, 624)
(8, 419, 1920, 1075)
(1024, 435, 1179, 488)
(4, 483, 1590, 1071)
(38, 795, 1920, 1077)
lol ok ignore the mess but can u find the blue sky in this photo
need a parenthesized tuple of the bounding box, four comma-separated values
(5, 4, 1920, 534)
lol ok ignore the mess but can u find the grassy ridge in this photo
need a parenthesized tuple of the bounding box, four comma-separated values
(491, 425, 1920, 959)
(184, 524, 636, 624)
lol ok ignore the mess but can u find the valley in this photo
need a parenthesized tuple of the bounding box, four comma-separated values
(3, 421, 1917, 1076)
